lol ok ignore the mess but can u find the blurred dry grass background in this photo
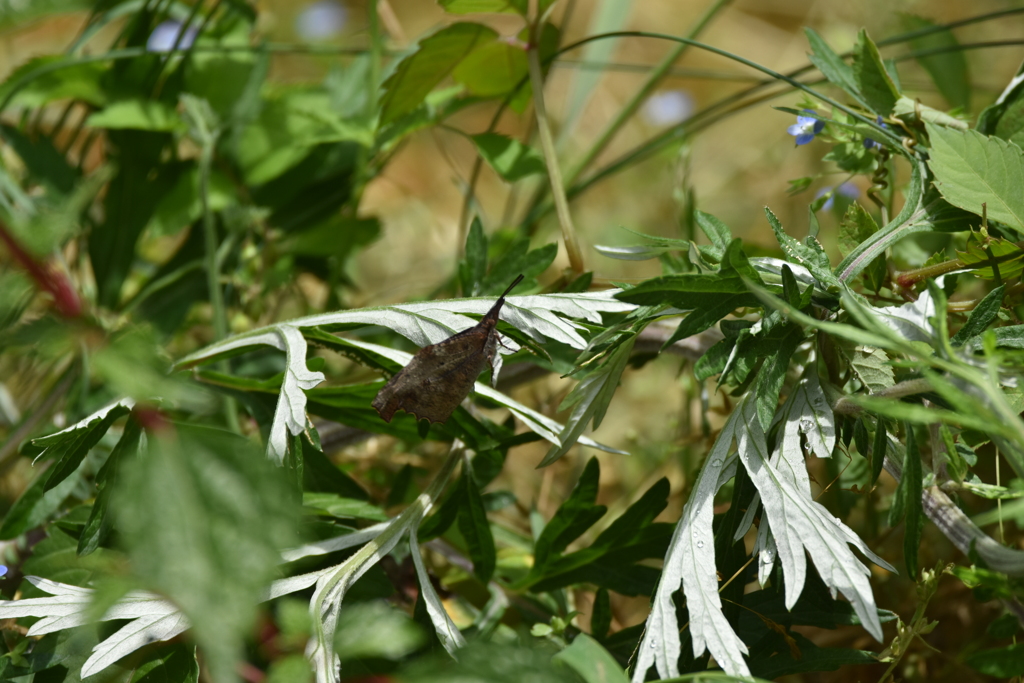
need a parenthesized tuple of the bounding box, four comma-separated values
(2, 1, 1023, 680)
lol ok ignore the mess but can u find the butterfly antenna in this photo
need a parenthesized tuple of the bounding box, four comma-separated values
(499, 274, 525, 300)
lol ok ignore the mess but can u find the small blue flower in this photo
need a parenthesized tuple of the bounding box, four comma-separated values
(147, 20, 198, 53)
(643, 90, 695, 126)
(0, 565, 7, 578)
(864, 116, 888, 150)
(787, 109, 826, 145)
(815, 182, 859, 211)
(295, 1, 348, 40)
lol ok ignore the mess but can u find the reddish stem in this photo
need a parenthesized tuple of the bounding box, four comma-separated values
(0, 220, 82, 318)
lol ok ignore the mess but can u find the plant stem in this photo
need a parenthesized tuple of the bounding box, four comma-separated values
(368, 0, 381, 120)
(187, 97, 239, 433)
(832, 378, 933, 416)
(527, 36, 584, 274)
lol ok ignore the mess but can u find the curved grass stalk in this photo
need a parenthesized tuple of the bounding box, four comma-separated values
(564, 0, 733, 188)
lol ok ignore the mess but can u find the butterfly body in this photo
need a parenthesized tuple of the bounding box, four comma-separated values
(371, 275, 523, 423)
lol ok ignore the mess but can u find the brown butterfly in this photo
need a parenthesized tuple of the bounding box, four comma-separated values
(371, 275, 524, 424)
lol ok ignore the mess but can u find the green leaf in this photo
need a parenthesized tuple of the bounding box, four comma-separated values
(91, 328, 206, 411)
(753, 324, 804, 429)
(302, 493, 387, 521)
(20, 627, 109, 679)
(420, 487, 464, 540)
(458, 469, 497, 582)
(18, 528, 98, 587)
(839, 202, 885, 291)
(529, 457, 605, 578)
(113, 424, 299, 683)
(614, 272, 747, 306)
(804, 28, 867, 110)
(823, 140, 876, 174)
(889, 423, 924, 576)
(526, 479, 671, 592)
(184, 34, 260, 119)
(300, 436, 369, 500)
(871, 418, 888, 484)
(87, 99, 184, 132)
(471, 132, 546, 182)
(589, 478, 669, 554)
(898, 408, 926, 557)
(453, 41, 527, 97)
(236, 91, 372, 186)
(266, 654, 312, 683)
(955, 233, 1024, 280)
(594, 243, 680, 261)
(0, 56, 107, 109)
(951, 285, 1004, 346)
(926, 122, 1024, 235)
(902, 14, 970, 112)
(952, 564, 1023, 600)
(481, 238, 556, 294)
(147, 163, 236, 237)
(38, 402, 132, 492)
(538, 336, 635, 467)
(459, 217, 488, 296)
(971, 324, 1024, 351)
(440, 0, 525, 13)
(834, 156, 928, 282)
(553, 634, 629, 683)
(693, 337, 733, 382)
(334, 601, 426, 660)
(91, 131, 179, 307)
(893, 95, 968, 130)
(765, 206, 838, 289)
(79, 417, 143, 556)
(0, 462, 85, 540)
(965, 643, 1024, 677)
(379, 23, 498, 126)
(838, 340, 894, 392)
(0, 123, 77, 195)
(990, 85, 1024, 148)
(838, 203, 878, 258)
(619, 241, 769, 348)
(852, 29, 900, 116)
(987, 613, 1023, 638)
(694, 210, 732, 261)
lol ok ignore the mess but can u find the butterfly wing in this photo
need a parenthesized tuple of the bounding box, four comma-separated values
(371, 276, 518, 424)
(371, 321, 498, 423)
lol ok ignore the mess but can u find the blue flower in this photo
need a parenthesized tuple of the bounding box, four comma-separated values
(815, 182, 859, 211)
(147, 20, 198, 53)
(643, 90, 695, 126)
(295, 1, 348, 40)
(787, 109, 826, 145)
(864, 116, 887, 150)
(0, 565, 7, 578)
